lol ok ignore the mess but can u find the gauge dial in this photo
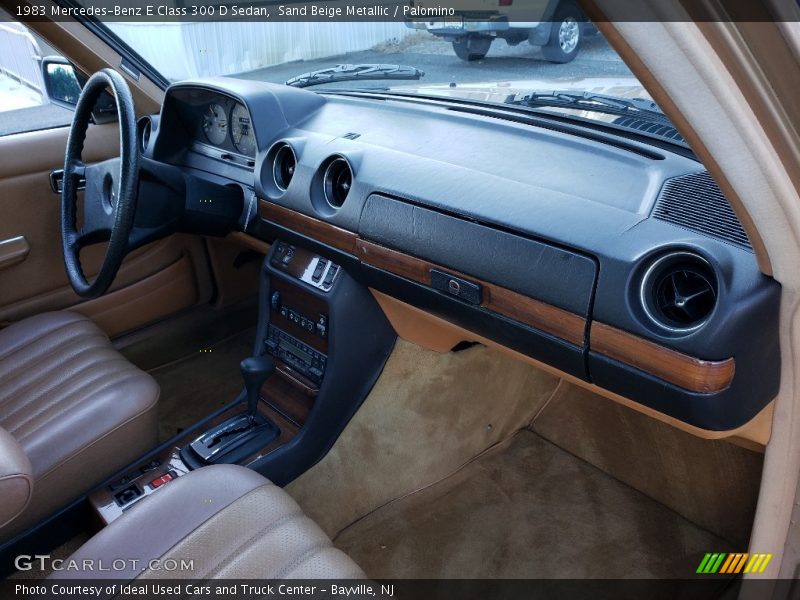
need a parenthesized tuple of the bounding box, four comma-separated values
(202, 103, 228, 145)
(231, 103, 256, 156)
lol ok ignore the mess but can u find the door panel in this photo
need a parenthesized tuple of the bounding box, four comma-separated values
(0, 123, 213, 334)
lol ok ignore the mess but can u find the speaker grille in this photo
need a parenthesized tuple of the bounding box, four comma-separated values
(652, 171, 752, 250)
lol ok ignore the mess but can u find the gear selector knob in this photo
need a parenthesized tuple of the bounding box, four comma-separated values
(241, 356, 275, 423)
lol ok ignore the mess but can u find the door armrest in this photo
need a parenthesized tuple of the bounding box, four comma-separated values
(0, 236, 30, 270)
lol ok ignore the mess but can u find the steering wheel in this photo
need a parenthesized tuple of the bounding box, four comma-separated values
(61, 69, 139, 299)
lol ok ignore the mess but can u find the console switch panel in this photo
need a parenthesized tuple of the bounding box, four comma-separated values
(270, 242, 340, 291)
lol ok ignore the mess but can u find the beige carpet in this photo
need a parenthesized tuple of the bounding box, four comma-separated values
(335, 430, 731, 579)
(532, 382, 763, 547)
(286, 336, 763, 579)
(286, 339, 561, 537)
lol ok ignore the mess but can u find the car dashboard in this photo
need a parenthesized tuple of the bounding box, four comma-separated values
(142, 76, 780, 434)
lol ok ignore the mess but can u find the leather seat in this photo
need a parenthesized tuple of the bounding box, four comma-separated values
(58, 464, 365, 580)
(0, 311, 159, 539)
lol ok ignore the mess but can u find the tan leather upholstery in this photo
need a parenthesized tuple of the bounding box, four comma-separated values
(59, 465, 365, 581)
(0, 311, 159, 539)
(0, 426, 33, 529)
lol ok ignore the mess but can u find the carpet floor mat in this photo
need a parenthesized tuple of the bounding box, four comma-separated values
(334, 430, 732, 578)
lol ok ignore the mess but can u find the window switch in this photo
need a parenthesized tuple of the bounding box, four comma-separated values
(323, 265, 339, 287)
(312, 258, 327, 282)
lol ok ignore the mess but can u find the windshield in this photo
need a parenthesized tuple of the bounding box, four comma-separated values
(106, 18, 680, 144)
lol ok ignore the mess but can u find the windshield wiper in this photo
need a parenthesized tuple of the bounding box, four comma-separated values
(285, 64, 424, 88)
(505, 90, 670, 123)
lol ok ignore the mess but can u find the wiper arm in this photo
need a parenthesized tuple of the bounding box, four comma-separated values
(286, 64, 425, 88)
(505, 90, 669, 122)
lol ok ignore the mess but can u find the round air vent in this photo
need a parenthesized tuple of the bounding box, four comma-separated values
(272, 144, 296, 191)
(322, 156, 352, 209)
(640, 252, 718, 332)
(137, 117, 152, 153)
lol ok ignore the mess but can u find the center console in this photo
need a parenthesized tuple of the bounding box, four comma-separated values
(89, 239, 396, 524)
(264, 242, 334, 387)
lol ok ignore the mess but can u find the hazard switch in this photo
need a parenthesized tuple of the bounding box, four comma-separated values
(150, 472, 174, 488)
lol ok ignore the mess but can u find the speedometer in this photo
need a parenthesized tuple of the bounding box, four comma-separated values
(231, 103, 256, 156)
(202, 103, 227, 145)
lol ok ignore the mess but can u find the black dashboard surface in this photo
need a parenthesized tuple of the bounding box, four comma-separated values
(144, 77, 780, 432)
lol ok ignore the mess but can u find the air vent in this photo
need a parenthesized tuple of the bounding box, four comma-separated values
(652, 171, 752, 250)
(322, 156, 352, 209)
(137, 117, 152, 153)
(272, 144, 296, 191)
(640, 252, 717, 332)
(613, 115, 684, 144)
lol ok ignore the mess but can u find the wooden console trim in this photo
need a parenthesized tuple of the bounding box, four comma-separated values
(590, 321, 736, 394)
(259, 200, 358, 254)
(356, 238, 587, 346)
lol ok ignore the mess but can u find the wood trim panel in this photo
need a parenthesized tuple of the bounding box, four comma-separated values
(487, 286, 586, 347)
(262, 371, 316, 427)
(357, 238, 431, 283)
(356, 238, 586, 346)
(590, 321, 735, 394)
(259, 200, 358, 254)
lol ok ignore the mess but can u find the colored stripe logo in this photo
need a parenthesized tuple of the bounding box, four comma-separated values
(696, 552, 773, 574)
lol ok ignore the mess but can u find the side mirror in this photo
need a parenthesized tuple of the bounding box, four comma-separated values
(41, 56, 82, 109)
(40, 56, 118, 123)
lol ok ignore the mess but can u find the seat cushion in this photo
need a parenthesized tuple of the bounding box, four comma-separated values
(57, 464, 365, 580)
(0, 311, 159, 538)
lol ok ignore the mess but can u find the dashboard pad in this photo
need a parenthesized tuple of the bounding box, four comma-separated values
(142, 77, 781, 435)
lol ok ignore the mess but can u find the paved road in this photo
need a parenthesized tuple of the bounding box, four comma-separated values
(238, 31, 634, 89)
(0, 102, 73, 136)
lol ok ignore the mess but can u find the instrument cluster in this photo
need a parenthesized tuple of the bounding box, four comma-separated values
(202, 99, 256, 157)
(167, 87, 258, 160)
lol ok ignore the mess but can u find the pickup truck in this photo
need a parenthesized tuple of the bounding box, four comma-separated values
(407, 0, 597, 63)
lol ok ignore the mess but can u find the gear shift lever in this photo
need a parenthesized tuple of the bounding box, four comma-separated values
(240, 356, 275, 423)
(184, 355, 279, 466)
